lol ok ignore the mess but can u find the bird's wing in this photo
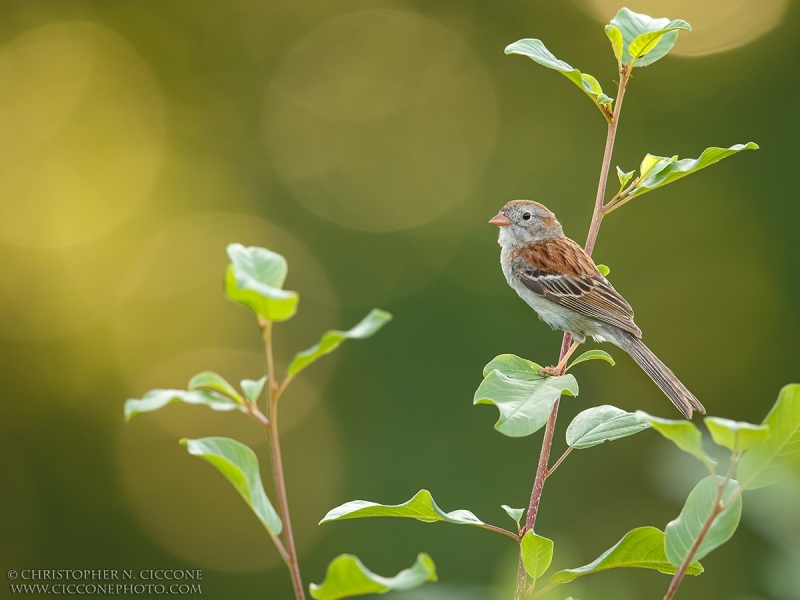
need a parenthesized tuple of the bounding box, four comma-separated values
(510, 237, 642, 338)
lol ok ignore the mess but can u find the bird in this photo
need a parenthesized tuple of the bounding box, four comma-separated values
(490, 199, 705, 419)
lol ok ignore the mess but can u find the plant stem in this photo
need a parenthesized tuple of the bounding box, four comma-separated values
(663, 456, 741, 600)
(513, 67, 631, 600)
(662, 486, 724, 600)
(586, 66, 629, 255)
(478, 523, 523, 541)
(262, 320, 306, 600)
(546, 446, 573, 479)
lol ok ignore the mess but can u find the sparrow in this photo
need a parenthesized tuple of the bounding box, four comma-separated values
(490, 199, 705, 419)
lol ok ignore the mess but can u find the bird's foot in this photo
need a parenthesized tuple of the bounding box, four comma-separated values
(538, 365, 561, 377)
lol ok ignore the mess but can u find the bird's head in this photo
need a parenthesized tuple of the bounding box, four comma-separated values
(489, 200, 564, 248)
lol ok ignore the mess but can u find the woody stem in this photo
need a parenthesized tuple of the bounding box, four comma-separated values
(513, 67, 631, 600)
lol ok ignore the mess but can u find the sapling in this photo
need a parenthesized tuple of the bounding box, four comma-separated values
(123, 243, 430, 600)
(318, 7, 799, 600)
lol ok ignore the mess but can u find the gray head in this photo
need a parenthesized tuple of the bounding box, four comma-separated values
(489, 200, 564, 249)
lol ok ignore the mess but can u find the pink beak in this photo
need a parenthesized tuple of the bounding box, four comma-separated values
(489, 212, 513, 227)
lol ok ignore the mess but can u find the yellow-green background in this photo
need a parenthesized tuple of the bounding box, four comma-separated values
(0, 0, 797, 598)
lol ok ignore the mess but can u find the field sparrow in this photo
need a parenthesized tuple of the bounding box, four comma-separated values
(491, 200, 705, 419)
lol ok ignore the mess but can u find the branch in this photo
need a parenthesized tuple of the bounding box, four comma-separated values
(261, 320, 307, 600)
(663, 455, 741, 599)
(514, 67, 632, 600)
(477, 523, 522, 542)
(546, 446, 573, 479)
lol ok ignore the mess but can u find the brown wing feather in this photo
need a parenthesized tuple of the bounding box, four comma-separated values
(510, 237, 642, 338)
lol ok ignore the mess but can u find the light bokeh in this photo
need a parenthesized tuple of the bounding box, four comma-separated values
(265, 9, 497, 232)
(0, 22, 166, 248)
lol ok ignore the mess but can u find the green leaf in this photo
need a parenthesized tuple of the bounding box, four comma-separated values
(567, 350, 615, 371)
(550, 527, 702, 585)
(610, 8, 691, 67)
(567, 405, 650, 449)
(739, 384, 800, 489)
(639, 153, 666, 178)
(482, 354, 543, 380)
(636, 411, 718, 468)
(180, 436, 282, 535)
(474, 370, 579, 437)
(241, 376, 267, 403)
(628, 144, 759, 200)
(288, 309, 392, 376)
(704, 417, 769, 454)
(605, 25, 623, 62)
(504, 39, 612, 110)
(616, 166, 634, 188)
(320, 489, 483, 527)
(310, 554, 437, 600)
(521, 531, 554, 580)
(665, 475, 742, 566)
(224, 243, 299, 322)
(628, 21, 691, 62)
(501, 505, 525, 527)
(188, 371, 244, 404)
(596, 264, 611, 277)
(124, 389, 243, 421)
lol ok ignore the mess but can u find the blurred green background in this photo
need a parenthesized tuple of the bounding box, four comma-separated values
(0, 0, 798, 598)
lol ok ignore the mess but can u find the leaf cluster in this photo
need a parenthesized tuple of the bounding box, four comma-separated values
(125, 244, 397, 599)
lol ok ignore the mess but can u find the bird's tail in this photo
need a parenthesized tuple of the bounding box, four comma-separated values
(614, 331, 705, 419)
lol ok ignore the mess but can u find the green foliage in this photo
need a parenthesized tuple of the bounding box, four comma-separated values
(566, 350, 615, 371)
(288, 309, 392, 376)
(124, 241, 396, 600)
(704, 417, 769, 454)
(501, 505, 525, 527)
(636, 411, 717, 469)
(567, 405, 650, 449)
(180, 437, 282, 535)
(240, 376, 267, 403)
(482, 354, 543, 380)
(550, 527, 702, 585)
(124, 388, 242, 421)
(310, 554, 437, 600)
(521, 531, 554, 580)
(616, 166, 634, 188)
(321, 490, 483, 527)
(604, 24, 623, 63)
(504, 39, 612, 115)
(664, 476, 742, 566)
(188, 370, 245, 404)
(474, 368, 579, 437)
(739, 384, 800, 489)
(622, 143, 759, 203)
(608, 8, 690, 67)
(596, 264, 611, 277)
(224, 243, 299, 322)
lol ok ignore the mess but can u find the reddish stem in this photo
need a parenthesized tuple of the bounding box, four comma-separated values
(513, 68, 631, 600)
(262, 321, 307, 600)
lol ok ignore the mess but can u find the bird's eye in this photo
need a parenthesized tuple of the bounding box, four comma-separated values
(522, 212, 531, 220)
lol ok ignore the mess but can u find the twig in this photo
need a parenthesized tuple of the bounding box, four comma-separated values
(663, 455, 741, 599)
(662, 483, 724, 600)
(513, 66, 632, 600)
(478, 523, 522, 542)
(546, 446, 573, 479)
(530, 583, 555, 599)
(261, 320, 307, 600)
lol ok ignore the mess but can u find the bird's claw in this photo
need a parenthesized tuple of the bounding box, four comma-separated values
(538, 366, 560, 377)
